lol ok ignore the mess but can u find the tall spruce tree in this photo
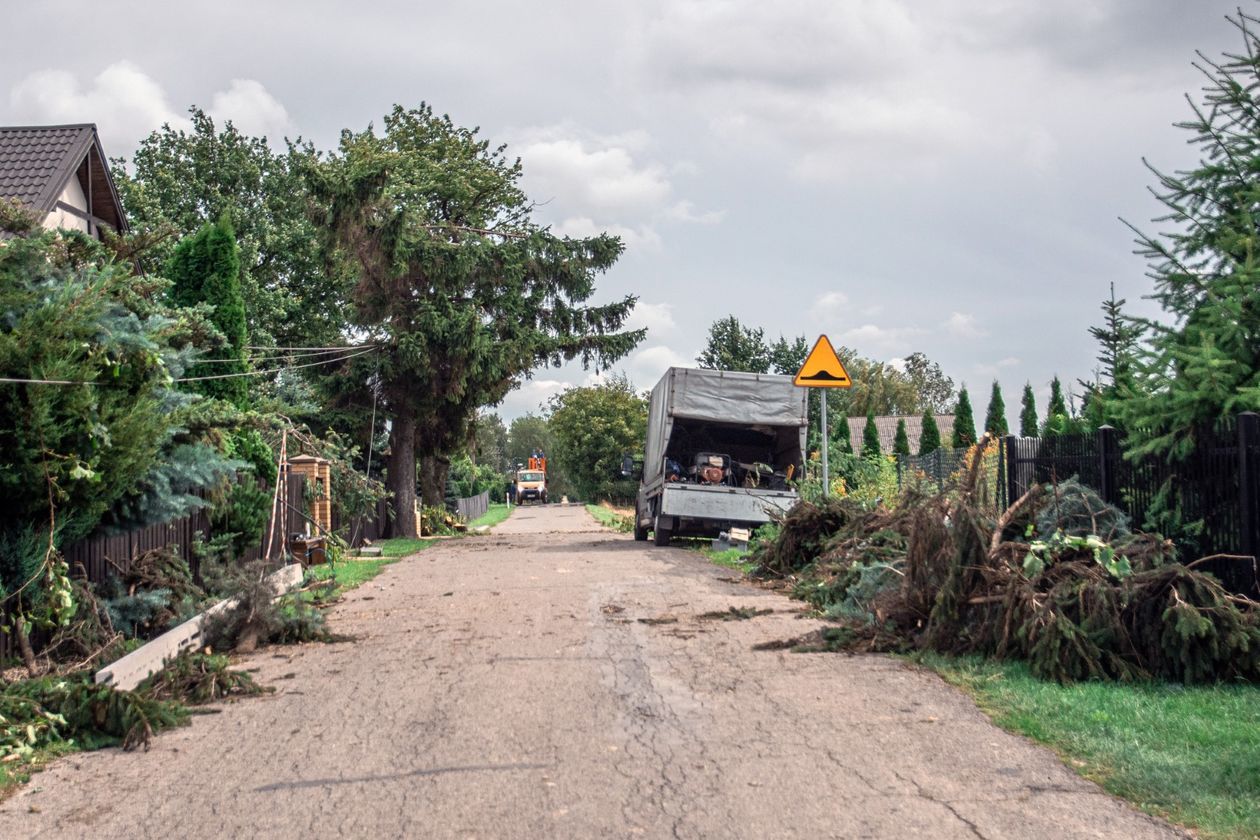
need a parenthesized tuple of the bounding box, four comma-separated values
(918, 409, 941, 455)
(1019, 383, 1039, 437)
(952, 386, 977, 449)
(862, 410, 881, 457)
(893, 418, 910, 456)
(166, 216, 248, 407)
(1115, 14, 1260, 459)
(309, 105, 643, 533)
(983, 381, 1008, 436)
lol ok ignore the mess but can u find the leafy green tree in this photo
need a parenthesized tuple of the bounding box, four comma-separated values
(114, 108, 346, 349)
(952, 387, 977, 449)
(768, 334, 808, 376)
(474, 413, 510, 473)
(1019, 383, 1039, 437)
(902, 352, 955, 413)
(309, 105, 643, 532)
(918, 409, 941, 455)
(893, 419, 910, 456)
(166, 216, 247, 406)
(697, 316, 770, 373)
(547, 375, 647, 503)
(862, 411, 881, 457)
(983, 381, 1008, 436)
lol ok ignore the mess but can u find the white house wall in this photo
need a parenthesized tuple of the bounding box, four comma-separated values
(41, 175, 90, 234)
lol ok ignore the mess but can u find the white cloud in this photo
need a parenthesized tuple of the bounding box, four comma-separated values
(9, 61, 184, 154)
(625, 301, 676, 335)
(514, 123, 721, 251)
(496, 377, 568, 418)
(971, 356, 1021, 379)
(8, 63, 293, 156)
(945, 311, 988, 339)
(839, 323, 926, 357)
(551, 216, 662, 252)
(811, 290, 850, 324)
(209, 79, 293, 140)
(626, 344, 692, 388)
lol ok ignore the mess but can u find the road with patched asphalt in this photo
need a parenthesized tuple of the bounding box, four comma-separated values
(0, 504, 1183, 839)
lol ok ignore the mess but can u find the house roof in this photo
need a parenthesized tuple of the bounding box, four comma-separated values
(0, 123, 127, 234)
(846, 414, 955, 456)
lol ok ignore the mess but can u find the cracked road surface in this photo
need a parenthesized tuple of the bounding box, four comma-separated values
(1, 505, 1183, 839)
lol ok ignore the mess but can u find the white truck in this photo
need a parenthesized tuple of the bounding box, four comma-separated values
(632, 367, 807, 545)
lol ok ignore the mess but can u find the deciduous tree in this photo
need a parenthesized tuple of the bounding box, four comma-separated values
(547, 375, 647, 503)
(697, 316, 770, 373)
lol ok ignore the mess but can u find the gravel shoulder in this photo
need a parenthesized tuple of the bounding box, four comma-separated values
(0, 505, 1183, 839)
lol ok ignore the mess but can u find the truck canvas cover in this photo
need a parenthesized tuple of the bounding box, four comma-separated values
(643, 368, 808, 485)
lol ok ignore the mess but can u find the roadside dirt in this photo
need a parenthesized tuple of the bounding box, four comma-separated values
(0, 505, 1184, 839)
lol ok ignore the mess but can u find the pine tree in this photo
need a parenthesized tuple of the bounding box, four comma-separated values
(166, 216, 248, 407)
(918, 409, 941, 455)
(1019, 383, 1039, 437)
(1043, 376, 1069, 437)
(1115, 14, 1260, 461)
(952, 386, 977, 449)
(983, 381, 1008, 435)
(862, 410, 881, 457)
(893, 418, 910, 456)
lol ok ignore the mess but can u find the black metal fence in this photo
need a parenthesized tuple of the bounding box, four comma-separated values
(1002, 413, 1259, 595)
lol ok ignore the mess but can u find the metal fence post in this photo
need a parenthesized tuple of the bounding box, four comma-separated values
(1238, 412, 1259, 563)
(1097, 425, 1118, 505)
(1003, 435, 1019, 507)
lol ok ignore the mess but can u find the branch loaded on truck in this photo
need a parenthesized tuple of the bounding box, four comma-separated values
(632, 367, 806, 545)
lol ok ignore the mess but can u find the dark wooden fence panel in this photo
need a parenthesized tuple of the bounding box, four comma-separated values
(1003, 414, 1259, 595)
(452, 490, 490, 523)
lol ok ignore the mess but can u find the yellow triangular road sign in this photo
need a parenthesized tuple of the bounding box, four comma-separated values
(794, 335, 852, 388)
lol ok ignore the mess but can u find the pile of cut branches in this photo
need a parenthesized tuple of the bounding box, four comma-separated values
(754, 442, 1260, 683)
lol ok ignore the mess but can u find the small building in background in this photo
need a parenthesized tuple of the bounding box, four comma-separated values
(846, 414, 955, 456)
(0, 123, 128, 239)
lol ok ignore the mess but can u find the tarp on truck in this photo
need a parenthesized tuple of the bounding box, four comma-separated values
(643, 367, 808, 484)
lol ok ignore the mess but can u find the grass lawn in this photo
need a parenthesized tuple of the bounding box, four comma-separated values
(917, 653, 1260, 840)
(699, 546, 758, 574)
(305, 537, 438, 599)
(469, 503, 511, 529)
(586, 503, 633, 532)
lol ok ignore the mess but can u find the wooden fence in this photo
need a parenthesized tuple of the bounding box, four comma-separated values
(451, 490, 490, 523)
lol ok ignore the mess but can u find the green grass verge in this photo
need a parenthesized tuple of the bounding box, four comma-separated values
(916, 653, 1260, 840)
(699, 546, 758, 574)
(469, 503, 511, 530)
(586, 503, 633, 532)
(305, 537, 439, 599)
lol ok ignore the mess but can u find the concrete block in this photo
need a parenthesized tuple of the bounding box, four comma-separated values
(95, 563, 304, 691)
(357, 546, 383, 557)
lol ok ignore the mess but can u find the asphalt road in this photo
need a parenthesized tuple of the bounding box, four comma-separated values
(0, 505, 1183, 839)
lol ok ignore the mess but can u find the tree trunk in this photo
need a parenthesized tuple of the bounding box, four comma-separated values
(16, 616, 38, 677)
(386, 411, 418, 538)
(419, 455, 450, 508)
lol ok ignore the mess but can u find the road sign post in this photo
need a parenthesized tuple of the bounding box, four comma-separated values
(793, 334, 853, 497)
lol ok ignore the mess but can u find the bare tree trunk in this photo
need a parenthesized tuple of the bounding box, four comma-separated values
(16, 616, 38, 677)
(386, 412, 418, 538)
(419, 455, 451, 508)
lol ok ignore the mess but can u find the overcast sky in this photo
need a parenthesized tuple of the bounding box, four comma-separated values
(1, 1, 1247, 421)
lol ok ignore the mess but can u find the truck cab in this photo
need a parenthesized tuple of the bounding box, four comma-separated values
(515, 455, 548, 504)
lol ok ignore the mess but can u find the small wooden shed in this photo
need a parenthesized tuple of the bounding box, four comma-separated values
(286, 454, 331, 534)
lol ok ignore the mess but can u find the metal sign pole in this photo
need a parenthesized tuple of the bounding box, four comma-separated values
(820, 390, 829, 496)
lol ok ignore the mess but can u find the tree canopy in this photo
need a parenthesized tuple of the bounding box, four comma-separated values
(697, 316, 771, 373)
(547, 375, 647, 503)
(309, 104, 644, 530)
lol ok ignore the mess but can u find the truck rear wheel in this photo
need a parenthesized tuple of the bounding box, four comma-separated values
(652, 515, 672, 546)
(633, 519, 648, 541)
